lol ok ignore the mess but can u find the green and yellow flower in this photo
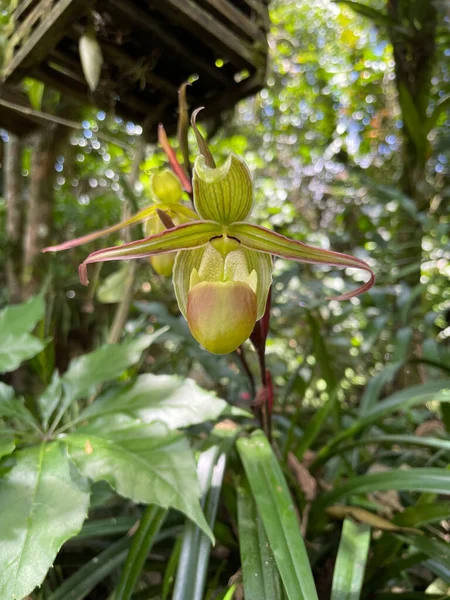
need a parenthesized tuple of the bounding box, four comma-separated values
(44, 151, 374, 355)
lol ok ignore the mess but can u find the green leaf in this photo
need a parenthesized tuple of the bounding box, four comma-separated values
(0, 382, 39, 429)
(0, 295, 45, 335)
(237, 430, 318, 600)
(0, 437, 15, 459)
(0, 443, 90, 599)
(115, 505, 167, 600)
(237, 478, 284, 600)
(37, 370, 62, 430)
(316, 468, 450, 510)
(62, 332, 164, 402)
(0, 333, 45, 374)
(394, 502, 450, 528)
(172, 445, 227, 600)
(50, 331, 166, 431)
(230, 222, 374, 300)
(427, 93, 450, 133)
(47, 536, 131, 600)
(330, 518, 371, 600)
(66, 421, 213, 541)
(397, 83, 426, 154)
(96, 264, 130, 304)
(78, 373, 227, 429)
(373, 594, 450, 599)
(48, 524, 178, 600)
(0, 296, 46, 372)
(395, 534, 450, 579)
(337, 434, 450, 456)
(313, 381, 450, 468)
(75, 517, 137, 539)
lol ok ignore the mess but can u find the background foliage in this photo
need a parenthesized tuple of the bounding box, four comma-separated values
(0, 0, 449, 599)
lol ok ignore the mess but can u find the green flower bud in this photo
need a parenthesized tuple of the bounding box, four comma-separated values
(145, 211, 177, 276)
(151, 169, 183, 204)
(187, 280, 257, 354)
(150, 253, 176, 277)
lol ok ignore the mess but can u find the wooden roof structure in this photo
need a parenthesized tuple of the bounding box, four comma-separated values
(1, 0, 270, 136)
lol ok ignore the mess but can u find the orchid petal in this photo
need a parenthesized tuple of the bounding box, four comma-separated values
(79, 221, 222, 285)
(43, 204, 161, 253)
(158, 124, 192, 193)
(242, 249, 272, 320)
(43, 203, 198, 254)
(230, 223, 375, 300)
(173, 247, 207, 319)
(193, 153, 253, 225)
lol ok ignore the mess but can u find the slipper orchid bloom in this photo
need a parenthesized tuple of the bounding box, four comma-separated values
(44, 144, 374, 355)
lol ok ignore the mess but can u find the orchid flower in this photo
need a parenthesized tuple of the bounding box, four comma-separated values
(44, 134, 374, 355)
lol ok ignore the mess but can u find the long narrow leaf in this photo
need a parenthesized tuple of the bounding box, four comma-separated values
(172, 444, 227, 600)
(237, 478, 284, 600)
(237, 430, 319, 600)
(312, 381, 450, 469)
(47, 536, 132, 600)
(330, 518, 371, 600)
(115, 505, 167, 600)
(316, 468, 450, 510)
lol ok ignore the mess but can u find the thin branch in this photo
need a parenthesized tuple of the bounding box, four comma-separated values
(0, 98, 133, 152)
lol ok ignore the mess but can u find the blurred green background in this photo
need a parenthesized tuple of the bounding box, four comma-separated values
(0, 0, 449, 598)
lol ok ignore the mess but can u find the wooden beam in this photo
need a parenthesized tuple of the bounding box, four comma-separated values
(151, 0, 266, 69)
(11, 0, 40, 24)
(200, 0, 266, 42)
(108, 0, 229, 86)
(239, 0, 270, 31)
(3, 0, 88, 82)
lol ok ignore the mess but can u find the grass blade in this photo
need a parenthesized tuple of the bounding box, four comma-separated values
(237, 430, 318, 600)
(316, 468, 450, 510)
(48, 537, 131, 600)
(331, 518, 371, 600)
(115, 505, 167, 600)
(237, 478, 284, 600)
(172, 444, 227, 600)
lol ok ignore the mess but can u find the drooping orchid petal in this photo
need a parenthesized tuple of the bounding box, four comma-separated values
(78, 221, 222, 285)
(229, 222, 374, 301)
(43, 202, 198, 254)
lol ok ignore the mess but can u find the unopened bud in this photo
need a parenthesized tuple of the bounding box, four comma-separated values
(151, 170, 183, 204)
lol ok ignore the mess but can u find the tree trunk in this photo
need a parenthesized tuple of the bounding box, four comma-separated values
(387, 0, 437, 287)
(22, 104, 77, 298)
(4, 134, 24, 303)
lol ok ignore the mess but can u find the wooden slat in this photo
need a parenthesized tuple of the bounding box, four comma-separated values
(3, 0, 88, 82)
(200, 0, 266, 42)
(151, 0, 265, 69)
(11, 0, 40, 24)
(0, 84, 43, 135)
(108, 0, 229, 86)
(6, 0, 53, 50)
(239, 0, 270, 31)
